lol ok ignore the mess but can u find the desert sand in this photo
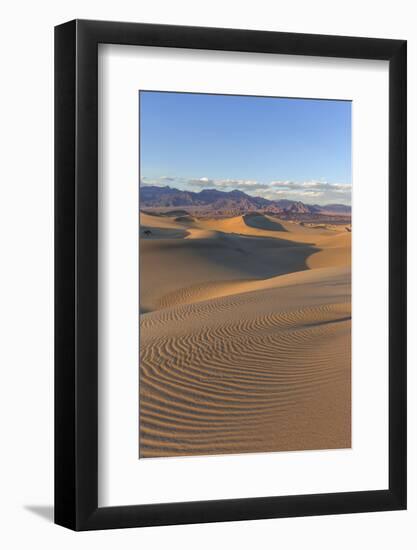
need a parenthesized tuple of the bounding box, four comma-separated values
(139, 211, 351, 458)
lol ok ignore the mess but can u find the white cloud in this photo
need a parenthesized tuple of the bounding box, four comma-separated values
(187, 177, 216, 188)
(141, 175, 351, 205)
(140, 177, 168, 186)
(264, 180, 351, 204)
(270, 180, 351, 192)
(186, 178, 268, 192)
(301, 191, 325, 197)
(255, 188, 324, 201)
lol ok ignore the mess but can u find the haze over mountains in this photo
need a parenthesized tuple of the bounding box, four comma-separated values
(140, 185, 351, 216)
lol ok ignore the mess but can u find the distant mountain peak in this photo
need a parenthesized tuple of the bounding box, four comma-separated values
(140, 185, 351, 215)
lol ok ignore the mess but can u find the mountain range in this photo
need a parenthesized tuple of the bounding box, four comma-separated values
(140, 185, 351, 216)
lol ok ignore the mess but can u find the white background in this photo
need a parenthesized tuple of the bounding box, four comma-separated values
(0, 0, 415, 548)
(99, 45, 389, 506)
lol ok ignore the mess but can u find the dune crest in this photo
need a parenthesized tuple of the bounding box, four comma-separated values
(139, 211, 351, 457)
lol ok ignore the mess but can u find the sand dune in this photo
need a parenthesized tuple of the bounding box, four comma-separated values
(243, 213, 288, 232)
(139, 211, 351, 457)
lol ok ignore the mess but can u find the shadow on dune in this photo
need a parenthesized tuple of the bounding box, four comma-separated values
(137, 214, 341, 312)
(243, 213, 288, 232)
(141, 231, 320, 284)
(140, 226, 189, 239)
(174, 215, 196, 223)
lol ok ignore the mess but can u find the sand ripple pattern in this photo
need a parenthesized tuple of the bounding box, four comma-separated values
(140, 280, 351, 457)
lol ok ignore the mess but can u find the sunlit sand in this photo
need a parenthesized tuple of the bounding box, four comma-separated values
(139, 211, 351, 457)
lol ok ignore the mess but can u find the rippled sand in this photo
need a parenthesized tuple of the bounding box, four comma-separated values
(139, 212, 351, 457)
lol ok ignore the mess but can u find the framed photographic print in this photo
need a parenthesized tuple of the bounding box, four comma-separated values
(55, 20, 406, 530)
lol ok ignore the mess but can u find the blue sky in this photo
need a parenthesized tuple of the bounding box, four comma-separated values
(140, 91, 351, 205)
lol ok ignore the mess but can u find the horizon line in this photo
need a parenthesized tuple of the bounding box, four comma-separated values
(140, 183, 351, 208)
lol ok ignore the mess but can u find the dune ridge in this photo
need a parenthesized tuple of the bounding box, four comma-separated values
(139, 211, 351, 457)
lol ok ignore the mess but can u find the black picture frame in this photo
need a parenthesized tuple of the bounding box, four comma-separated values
(55, 19, 407, 531)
